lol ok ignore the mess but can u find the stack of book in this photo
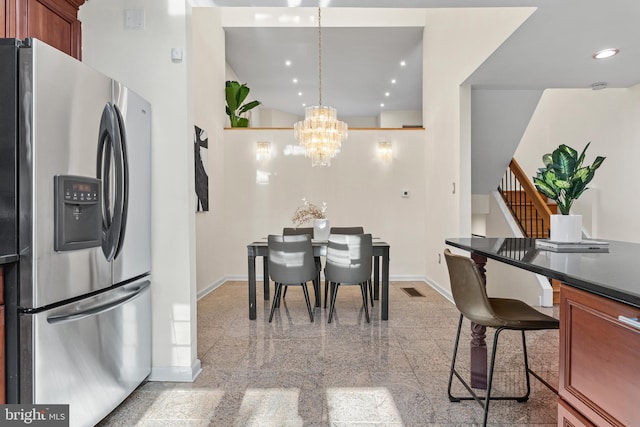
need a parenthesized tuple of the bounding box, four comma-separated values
(535, 239, 610, 252)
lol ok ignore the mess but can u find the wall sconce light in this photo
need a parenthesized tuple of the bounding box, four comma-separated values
(256, 141, 272, 161)
(377, 141, 393, 162)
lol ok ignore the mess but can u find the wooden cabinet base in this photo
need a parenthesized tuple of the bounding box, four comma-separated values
(559, 285, 640, 426)
(558, 398, 595, 427)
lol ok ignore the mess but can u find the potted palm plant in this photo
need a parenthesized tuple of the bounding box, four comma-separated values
(225, 80, 261, 127)
(533, 142, 605, 242)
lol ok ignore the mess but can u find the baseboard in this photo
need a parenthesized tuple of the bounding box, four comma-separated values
(200, 275, 452, 302)
(197, 277, 227, 300)
(422, 274, 454, 304)
(149, 359, 202, 382)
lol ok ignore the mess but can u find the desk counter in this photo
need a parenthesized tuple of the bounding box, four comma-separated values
(445, 237, 640, 309)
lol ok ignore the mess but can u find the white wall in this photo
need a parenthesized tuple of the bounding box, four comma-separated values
(193, 8, 228, 297)
(216, 128, 428, 286)
(421, 7, 535, 296)
(79, 0, 200, 381)
(514, 86, 640, 243)
(255, 108, 301, 128)
(379, 110, 422, 128)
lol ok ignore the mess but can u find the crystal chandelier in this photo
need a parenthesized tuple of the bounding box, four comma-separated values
(294, 7, 347, 167)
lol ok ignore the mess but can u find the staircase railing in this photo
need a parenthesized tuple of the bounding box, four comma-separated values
(499, 158, 553, 238)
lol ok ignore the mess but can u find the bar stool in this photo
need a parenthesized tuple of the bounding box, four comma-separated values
(443, 249, 559, 426)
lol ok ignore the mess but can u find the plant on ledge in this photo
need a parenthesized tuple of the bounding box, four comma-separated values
(225, 80, 261, 127)
(292, 198, 327, 227)
(533, 142, 605, 215)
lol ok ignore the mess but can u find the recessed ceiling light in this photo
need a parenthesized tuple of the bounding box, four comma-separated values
(592, 48, 619, 59)
(292, 78, 298, 83)
(298, 92, 302, 96)
(302, 103, 306, 107)
(400, 61, 406, 67)
(391, 79, 396, 84)
(380, 103, 385, 107)
(285, 60, 292, 66)
(385, 92, 390, 97)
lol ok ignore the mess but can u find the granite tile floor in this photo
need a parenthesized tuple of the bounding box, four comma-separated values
(99, 280, 560, 426)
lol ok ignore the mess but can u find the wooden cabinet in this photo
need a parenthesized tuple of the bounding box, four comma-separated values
(559, 285, 640, 426)
(558, 398, 595, 427)
(2, 0, 85, 60)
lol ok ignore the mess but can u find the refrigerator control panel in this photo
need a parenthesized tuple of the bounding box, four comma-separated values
(54, 175, 101, 251)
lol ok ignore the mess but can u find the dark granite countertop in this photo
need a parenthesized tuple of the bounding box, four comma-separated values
(445, 238, 640, 309)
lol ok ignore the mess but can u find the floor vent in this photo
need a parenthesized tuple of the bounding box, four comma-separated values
(401, 287, 424, 297)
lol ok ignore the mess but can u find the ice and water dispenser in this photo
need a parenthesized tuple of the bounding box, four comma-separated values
(54, 175, 101, 251)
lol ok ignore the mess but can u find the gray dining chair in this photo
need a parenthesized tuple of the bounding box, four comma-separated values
(282, 227, 321, 306)
(324, 226, 373, 308)
(267, 234, 317, 322)
(325, 233, 373, 323)
(443, 249, 559, 426)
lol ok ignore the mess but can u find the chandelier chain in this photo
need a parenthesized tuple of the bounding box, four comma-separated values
(318, 7, 322, 106)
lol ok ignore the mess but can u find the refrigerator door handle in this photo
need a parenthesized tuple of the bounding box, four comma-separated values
(112, 104, 129, 260)
(46, 280, 150, 325)
(97, 103, 125, 261)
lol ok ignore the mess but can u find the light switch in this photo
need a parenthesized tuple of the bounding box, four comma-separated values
(171, 48, 183, 63)
(124, 9, 145, 30)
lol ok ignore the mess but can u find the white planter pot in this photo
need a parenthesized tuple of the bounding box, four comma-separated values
(550, 214, 582, 242)
(313, 218, 330, 241)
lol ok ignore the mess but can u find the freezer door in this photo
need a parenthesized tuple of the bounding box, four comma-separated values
(112, 83, 152, 284)
(18, 39, 112, 308)
(20, 278, 151, 427)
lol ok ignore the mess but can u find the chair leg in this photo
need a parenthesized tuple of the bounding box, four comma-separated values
(482, 327, 505, 426)
(313, 274, 320, 307)
(269, 283, 282, 322)
(368, 279, 374, 307)
(282, 285, 288, 299)
(324, 276, 329, 308)
(447, 313, 464, 402)
(328, 282, 340, 323)
(301, 282, 314, 322)
(359, 282, 370, 323)
(520, 330, 531, 402)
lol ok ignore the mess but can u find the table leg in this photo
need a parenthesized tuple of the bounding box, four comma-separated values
(263, 256, 270, 301)
(248, 255, 257, 320)
(470, 253, 488, 389)
(374, 256, 380, 300)
(381, 248, 389, 320)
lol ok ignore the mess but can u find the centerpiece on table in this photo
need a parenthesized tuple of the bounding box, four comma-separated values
(292, 198, 329, 240)
(533, 142, 605, 242)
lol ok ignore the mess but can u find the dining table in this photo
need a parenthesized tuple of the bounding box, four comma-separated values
(246, 239, 390, 320)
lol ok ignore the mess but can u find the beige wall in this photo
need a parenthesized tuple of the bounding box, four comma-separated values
(421, 7, 535, 296)
(514, 86, 640, 243)
(215, 128, 428, 290)
(193, 8, 228, 297)
(79, 0, 200, 381)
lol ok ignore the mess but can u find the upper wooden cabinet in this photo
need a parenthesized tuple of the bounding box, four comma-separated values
(2, 0, 85, 60)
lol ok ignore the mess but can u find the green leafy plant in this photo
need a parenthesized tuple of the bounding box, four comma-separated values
(225, 80, 261, 127)
(533, 142, 605, 215)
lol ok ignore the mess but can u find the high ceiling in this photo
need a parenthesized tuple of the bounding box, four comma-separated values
(194, 0, 640, 118)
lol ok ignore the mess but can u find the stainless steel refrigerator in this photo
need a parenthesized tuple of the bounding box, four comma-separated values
(0, 38, 152, 427)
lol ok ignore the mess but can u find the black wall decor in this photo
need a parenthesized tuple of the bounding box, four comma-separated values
(194, 125, 209, 212)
